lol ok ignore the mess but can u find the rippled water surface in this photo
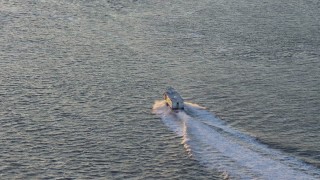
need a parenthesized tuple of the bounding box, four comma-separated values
(1, 0, 319, 179)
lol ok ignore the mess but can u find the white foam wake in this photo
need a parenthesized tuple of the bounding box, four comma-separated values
(152, 100, 320, 179)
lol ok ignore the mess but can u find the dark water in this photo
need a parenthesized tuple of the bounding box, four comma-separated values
(1, 0, 319, 179)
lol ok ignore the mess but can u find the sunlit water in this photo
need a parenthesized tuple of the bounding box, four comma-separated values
(1, 0, 319, 179)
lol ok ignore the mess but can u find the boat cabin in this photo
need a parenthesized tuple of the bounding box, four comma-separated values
(163, 87, 184, 110)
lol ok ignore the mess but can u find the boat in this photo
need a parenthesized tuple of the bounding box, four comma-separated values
(163, 87, 184, 110)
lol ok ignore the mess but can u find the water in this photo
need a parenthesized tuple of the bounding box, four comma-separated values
(0, 0, 319, 179)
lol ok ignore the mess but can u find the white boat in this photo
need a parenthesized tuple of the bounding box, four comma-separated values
(163, 87, 184, 110)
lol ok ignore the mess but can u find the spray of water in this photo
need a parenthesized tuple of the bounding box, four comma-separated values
(152, 100, 320, 179)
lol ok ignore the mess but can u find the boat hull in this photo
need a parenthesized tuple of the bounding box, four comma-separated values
(163, 87, 184, 110)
